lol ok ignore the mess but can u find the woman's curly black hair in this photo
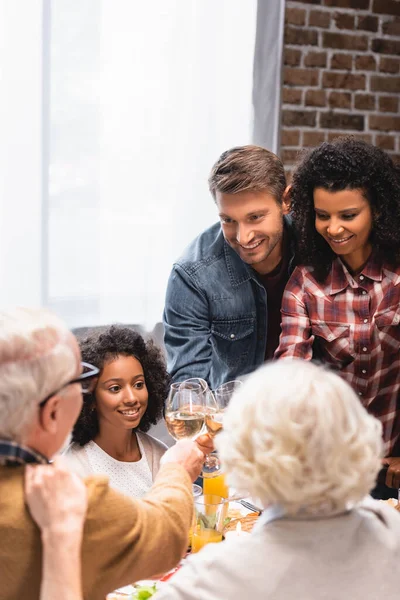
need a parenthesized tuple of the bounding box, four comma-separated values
(291, 137, 400, 282)
(72, 325, 170, 446)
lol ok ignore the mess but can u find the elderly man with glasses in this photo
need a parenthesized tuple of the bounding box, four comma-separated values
(0, 307, 210, 600)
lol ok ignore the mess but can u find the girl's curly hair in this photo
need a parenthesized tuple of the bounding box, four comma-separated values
(72, 325, 170, 446)
(290, 137, 400, 281)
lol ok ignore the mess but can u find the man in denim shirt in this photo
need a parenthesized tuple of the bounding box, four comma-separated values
(163, 146, 296, 389)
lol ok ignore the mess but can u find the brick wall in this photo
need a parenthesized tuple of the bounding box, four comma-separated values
(281, 0, 400, 178)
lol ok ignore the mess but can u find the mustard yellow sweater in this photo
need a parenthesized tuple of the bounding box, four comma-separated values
(0, 462, 193, 600)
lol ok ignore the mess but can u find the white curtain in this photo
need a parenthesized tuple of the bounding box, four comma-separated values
(48, 0, 257, 330)
(0, 1, 285, 330)
(0, 0, 45, 307)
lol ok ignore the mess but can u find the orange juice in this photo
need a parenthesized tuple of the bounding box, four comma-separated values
(203, 473, 229, 498)
(191, 527, 223, 552)
(188, 525, 193, 548)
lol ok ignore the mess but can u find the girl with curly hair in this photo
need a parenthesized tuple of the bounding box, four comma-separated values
(65, 325, 170, 498)
(275, 137, 400, 499)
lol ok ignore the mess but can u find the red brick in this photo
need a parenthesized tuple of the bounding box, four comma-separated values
(320, 112, 364, 130)
(282, 110, 317, 127)
(285, 26, 318, 46)
(325, 0, 370, 6)
(281, 148, 300, 164)
(382, 18, 400, 35)
(328, 91, 351, 109)
(327, 132, 372, 143)
(285, 7, 307, 25)
(370, 76, 400, 93)
(390, 154, 400, 165)
(323, 32, 368, 51)
(357, 15, 379, 31)
(282, 88, 303, 104)
(379, 57, 400, 74)
(305, 89, 327, 106)
(309, 9, 331, 27)
(355, 55, 376, 71)
(354, 94, 376, 110)
(284, 67, 319, 87)
(303, 131, 326, 146)
(379, 96, 399, 112)
(372, 0, 400, 15)
(369, 115, 400, 132)
(281, 129, 301, 146)
(284, 48, 302, 66)
(322, 71, 366, 90)
(330, 53, 352, 70)
(304, 51, 327, 68)
(335, 12, 355, 29)
(375, 135, 395, 151)
(372, 39, 400, 55)
(324, 0, 369, 7)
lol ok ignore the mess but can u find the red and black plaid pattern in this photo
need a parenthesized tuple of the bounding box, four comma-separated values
(275, 254, 400, 457)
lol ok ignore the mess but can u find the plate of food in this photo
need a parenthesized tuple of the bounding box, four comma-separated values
(107, 565, 183, 599)
(224, 512, 259, 534)
(382, 498, 400, 512)
(107, 582, 159, 599)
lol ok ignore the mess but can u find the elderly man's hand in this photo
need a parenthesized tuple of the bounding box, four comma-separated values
(161, 439, 208, 482)
(384, 457, 400, 489)
(25, 456, 88, 536)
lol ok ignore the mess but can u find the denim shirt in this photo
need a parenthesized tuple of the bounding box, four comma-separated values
(163, 218, 296, 389)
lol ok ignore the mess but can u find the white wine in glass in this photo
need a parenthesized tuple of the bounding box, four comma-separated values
(205, 410, 224, 436)
(165, 382, 206, 441)
(206, 380, 243, 437)
(165, 408, 205, 440)
(202, 380, 243, 474)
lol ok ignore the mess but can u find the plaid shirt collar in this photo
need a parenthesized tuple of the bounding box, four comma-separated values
(329, 253, 384, 296)
(0, 440, 49, 466)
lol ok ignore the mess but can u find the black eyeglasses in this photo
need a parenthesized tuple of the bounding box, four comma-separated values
(39, 362, 100, 407)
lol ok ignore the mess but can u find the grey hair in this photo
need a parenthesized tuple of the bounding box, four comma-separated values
(216, 360, 382, 515)
(0, 307, 78, 442)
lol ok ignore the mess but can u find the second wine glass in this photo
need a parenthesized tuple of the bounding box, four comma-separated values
(201, 379, 243, 475)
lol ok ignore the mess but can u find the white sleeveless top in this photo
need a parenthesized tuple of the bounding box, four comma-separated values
(84, 435, 153, 498)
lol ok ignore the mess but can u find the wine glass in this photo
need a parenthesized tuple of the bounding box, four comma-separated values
(182, 378, 222, 473)
(165, 381, 206, 498)
(213, 380, 243, 411)
(165, 381, 206, 441)
(203, 380, 243, 474)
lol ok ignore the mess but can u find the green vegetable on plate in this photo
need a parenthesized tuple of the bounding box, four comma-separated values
(130, 583, 157, 599)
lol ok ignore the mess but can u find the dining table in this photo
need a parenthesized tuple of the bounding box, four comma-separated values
(106, 499, 259, 599)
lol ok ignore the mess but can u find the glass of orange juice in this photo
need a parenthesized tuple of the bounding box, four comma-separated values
(192, 494, 226, 553)
(188, 484, 203, 548)
(202, 471, 229, 499)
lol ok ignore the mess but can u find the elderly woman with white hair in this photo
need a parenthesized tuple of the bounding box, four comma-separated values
(154, 360, 400, 600)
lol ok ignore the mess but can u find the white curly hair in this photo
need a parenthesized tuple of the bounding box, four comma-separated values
(0, 307, 78, 442)
(216, 360, 382, 515)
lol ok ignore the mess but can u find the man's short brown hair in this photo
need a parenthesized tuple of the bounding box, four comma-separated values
(208, 145, 286, 203)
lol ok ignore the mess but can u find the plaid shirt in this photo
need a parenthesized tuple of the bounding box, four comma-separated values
(275, 254, 400, 457)
(0, 440, 49, 466)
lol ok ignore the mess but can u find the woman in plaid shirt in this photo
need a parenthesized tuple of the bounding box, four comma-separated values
(275, 137, 400, 500)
